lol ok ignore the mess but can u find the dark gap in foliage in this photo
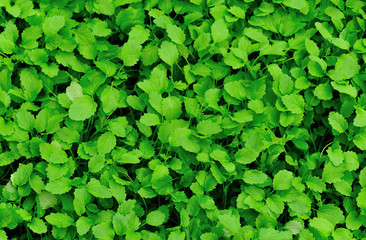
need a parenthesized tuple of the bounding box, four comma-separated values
(210, 54, 221, 63)
(56, 83, 68, 94)
(5, 224, 32, 239)
(154, 29, 165, 40)
(248, 51, 259, 62)
(0, 165, 13, 183)
(58, 64, 69, 72)
(91, 13, 109, 22)
(33, 1, 40, 9)
(107, 32, 124, 46)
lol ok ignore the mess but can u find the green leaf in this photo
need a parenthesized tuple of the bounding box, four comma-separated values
(113, 212, 140, 236)
(69, 96, 97, 121)
(19, 67, 43, 101)
(169, 127, 201, 153)
(74, 25, 96, 47)
(309, 217, 334, 237)
(76, 217, 92, 236)
(314, 83, 333, 100)
(244, 27, 268, 42)
(282, 94, 305, 114)
(273, 170, 294, 190)
(258, 228, 292, 240)
(285, 221, 303, 235)
(46, 164, 69, 182)
(281, 0, 309, 13)
(344, 151, 359, 171)
(128, 25, 150, 44)
(248, 100, 265, 114)
(92, 223, 115, 240)
(204, 88, 221, 109)
(328, 53, 360, 81)
(299, 229, 315, 240)
(305, 38, 320, 56)
(146, 210, 166, 226)
(327, 143, 344, 166)
(10, 163, 33, 187)
(250, 8, 304, 37)
(305, 176, 326, 193)
(309, 56, 327, 78)
(318, 204, 345, 225)
(218, 213, 241, 235)
(95, 61, 117, 77)
(0, 21, 18, 54)
(138, 65, 169, 94)
(235, 148, 259, 164)
(331, 81, 358, 98)
(353, 127, 366, 150)
(279, 74, 294, 95)
(325, 7, 345, 31)
(29, 174, 45, 194)
(108, 117, 128, 138)
(315, 22, 333, 40)
(231, 110, 253, 123)
(267, 195, 285, 215)
(28, 218, 48, 234)
(168, 231, 186, 240)
(29, 48, 48, 65)
(334, 179, 352, 196)
(15, 207, 32, 222)
(197, 119, 222, 136)
(86, 178, 112, 198)
(141, 43, 159, 66)
(42, 15, 65, 35)
(211, 19, 229, 43)
(45, 213, 74, 228)
(166, 24, 185, 45)
(92, 20, 111, 37)
(162, 96, 182, 120)
(55, 52, 90, 72)
(360, 168, 366, 188)
(100, 86, 120, 114)
(74, 188, 89, 216)
(126, 95, 145, 111)
(117, 153, 141, 164)
(151, 165, 173, 195)
(55, 127, 80, 143)
(224, 81, 246, 100)
(210, 149, 230, 163)
(331, 37, 350, 50)
(328, 112, 348, 133)
(158, 41, 179, 66)
(332, 228, 353, 240)
(354, 106, 366, 127)
(120, 40, 142, 67)
(194, 33, 211, 51)
(38, 191, 58, 210)
(97, 132, 116, 154)
(89, 155, 106, 173)
(200, 232, 219, 240)
(243, 170, 268, 185)
(45, 177, 72, 195)
(322, 162, 345, 183)
(39, 142, 69, 164)
(65, 82, 83, 102)
(345, 211, 365, 231)
(140, 113, 160, 126)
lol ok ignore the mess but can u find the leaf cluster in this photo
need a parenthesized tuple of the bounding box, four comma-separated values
(1, 0, 366, 239)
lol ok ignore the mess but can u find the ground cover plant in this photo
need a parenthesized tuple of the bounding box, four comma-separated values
(0, 0, 366, 239)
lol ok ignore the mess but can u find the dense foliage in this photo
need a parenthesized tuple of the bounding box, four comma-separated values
(1, 0, 366, 239)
